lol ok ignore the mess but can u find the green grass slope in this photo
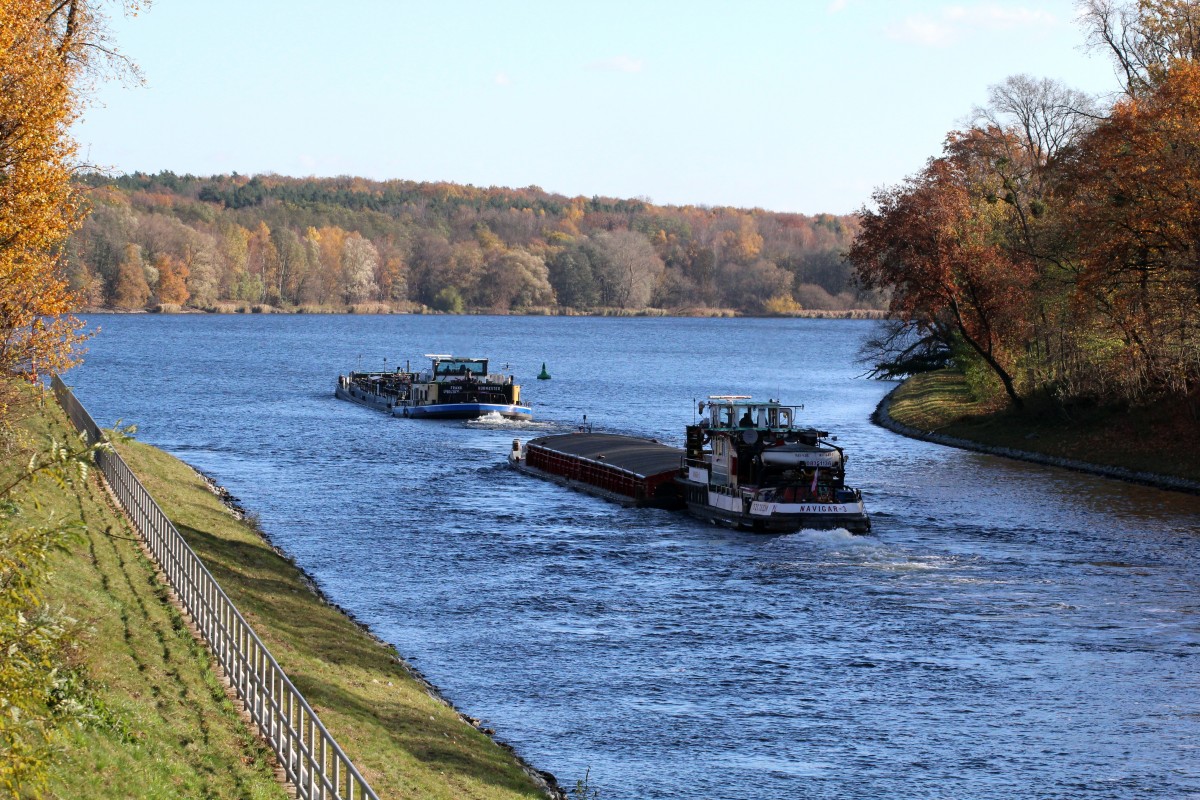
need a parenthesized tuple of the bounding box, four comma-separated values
(887, 371, 1200, 484)
(114, 438, 550, 800)
(5, 393, 551, 799)
(4, 395, 285, 799)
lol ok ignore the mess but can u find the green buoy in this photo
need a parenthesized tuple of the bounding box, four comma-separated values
(537, 362, 551, 380)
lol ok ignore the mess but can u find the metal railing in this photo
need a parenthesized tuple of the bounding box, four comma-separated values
(52, 376, 379, 800)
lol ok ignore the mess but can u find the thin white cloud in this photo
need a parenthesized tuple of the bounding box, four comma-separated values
(887, 3, 1056, 47)
(586, 55, 645, 74)
(889, 16, 955, 46)
(494, 72, 511, 87)
(827, 0, 849, 13)
(943, 4, 1056, 29)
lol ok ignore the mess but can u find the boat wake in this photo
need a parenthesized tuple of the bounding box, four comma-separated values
(465, 412, 553, 429)
(765, 528, 949, 570)
(768, 527, 879, 549)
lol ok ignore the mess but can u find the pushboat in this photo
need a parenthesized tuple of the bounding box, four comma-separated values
(509, 395, 870, 534)
(677, 395, 870, 533)
(336, 354, 531, 420)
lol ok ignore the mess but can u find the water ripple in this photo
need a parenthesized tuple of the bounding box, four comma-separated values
(68, 314, 1200, 800)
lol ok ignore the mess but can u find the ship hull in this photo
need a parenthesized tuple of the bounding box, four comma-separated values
(335, 384, 394, 412)
(511, 460, 652, 507)
(398, 402, 532, 421)
(336, 386, 531, 420)
(509, 433, 685, 508)
(677, 478, 871, 534)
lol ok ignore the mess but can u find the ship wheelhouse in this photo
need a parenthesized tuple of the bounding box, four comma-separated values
(428, 355, 489, 381)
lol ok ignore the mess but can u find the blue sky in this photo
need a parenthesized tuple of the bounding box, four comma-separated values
(74, 1, 1121, 214)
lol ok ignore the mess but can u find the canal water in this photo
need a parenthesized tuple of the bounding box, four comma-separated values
(67, 314, 1200, 800)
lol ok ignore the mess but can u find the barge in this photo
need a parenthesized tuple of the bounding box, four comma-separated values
(336, 354, 531, 420)
(510, 395, 870, 533)
(509, 432, 685, 508)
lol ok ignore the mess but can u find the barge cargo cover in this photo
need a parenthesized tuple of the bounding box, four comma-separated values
(514, 433, 684, 508)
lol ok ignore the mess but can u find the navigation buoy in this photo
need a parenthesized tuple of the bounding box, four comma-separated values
(537, 362, 551, 380)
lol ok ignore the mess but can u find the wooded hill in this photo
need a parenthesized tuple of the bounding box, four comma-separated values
(67, 173, 878, 315)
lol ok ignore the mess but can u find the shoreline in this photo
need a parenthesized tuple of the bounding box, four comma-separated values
(188, 464, 567, 799)
(872, 382, 1200, 496)
(79, 305, 887, 320)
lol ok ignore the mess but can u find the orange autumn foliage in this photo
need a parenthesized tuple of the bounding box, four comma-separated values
(1063, 59, 1200, 399)
(0, 1, 93, 382)
(154, 253, 190, 305)
(850, 153, 1036, 407)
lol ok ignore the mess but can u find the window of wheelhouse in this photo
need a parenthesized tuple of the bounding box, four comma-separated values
(436, 359, 487, 377)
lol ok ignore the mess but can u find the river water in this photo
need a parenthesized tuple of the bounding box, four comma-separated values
(66, 314, 1200, 800)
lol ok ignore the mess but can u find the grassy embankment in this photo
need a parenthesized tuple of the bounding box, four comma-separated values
(8, 395, 285, 799)
(886, 370, 1200, 484)
(13, 395, 550, 799)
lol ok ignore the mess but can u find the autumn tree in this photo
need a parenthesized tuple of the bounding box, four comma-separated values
(683, 244, 719, 305)
(246, 221, 280, 304)
(183, 228, 222, 307)
(374, 236, 408, 304)
(1, 2, 144, 793)
(318, 226, 351, 304)
(447, 241, 486, 303)
(0, 0, 105, 380)
(1082, 0, 1200, 96)
(72, 198, 137, 302)
(547, 243, 600, 308)
(717, 215, 764, 264)
(219, 223, 251, 300)
(111, 243, 150, 309)
(340, 234, 379, 304)
(153, 253, 189, 305)
(473, 250, 554, 310)
(296, 227, 326, 305)
(850, 155, 1035, 408)
(717, 259, 793, 313)
(970, 74, 1098, 221)
(592, 230, 664, 308)
(652, 265, 699, 309)
(270, 226, 305, 306)
(407, 231, 453, 306)
(1059, 59, 1200, 401)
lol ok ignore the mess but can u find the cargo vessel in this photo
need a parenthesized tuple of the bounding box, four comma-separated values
(509, 432, 685, 508)
(677, 395, 870, 533)
(509, 395, 870, 533)
(337, 354, 531, 420)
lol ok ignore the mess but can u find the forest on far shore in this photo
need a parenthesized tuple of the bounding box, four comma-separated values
(66, 172, 880, 316)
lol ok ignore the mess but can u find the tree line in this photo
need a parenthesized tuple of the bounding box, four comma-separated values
(849, 0, 1200, 411)
(66, 173, 878, 315)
